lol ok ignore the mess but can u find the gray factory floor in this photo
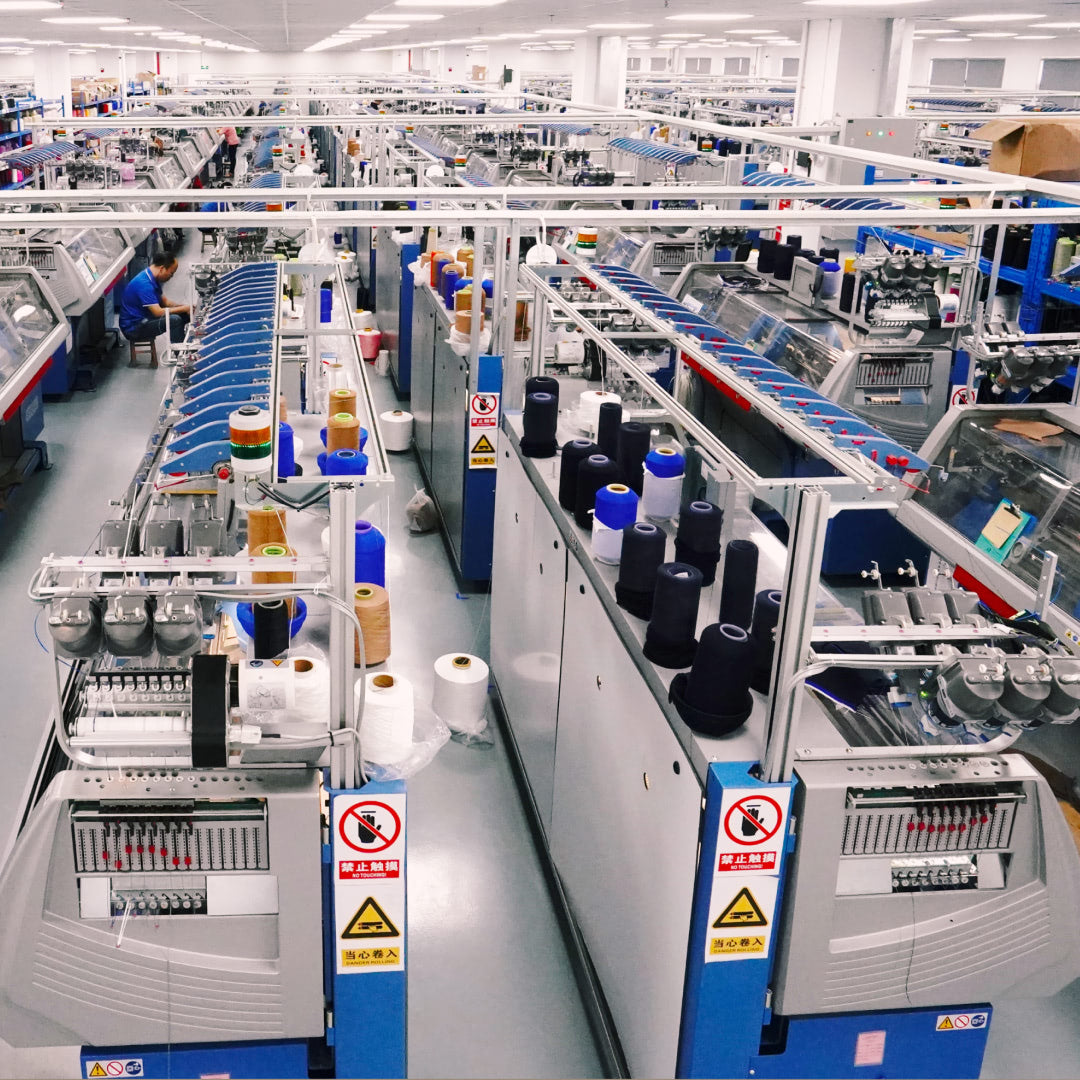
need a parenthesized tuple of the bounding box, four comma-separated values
(0, 233, 1078, 1079)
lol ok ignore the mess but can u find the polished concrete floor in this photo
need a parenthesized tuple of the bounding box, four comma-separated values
(0, 234, 1078, 1079)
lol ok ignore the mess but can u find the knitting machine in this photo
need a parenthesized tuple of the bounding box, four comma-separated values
(489, 258, 1080, 1079)
(671, 261, 955, 449)
(0, 260, 394, 1058)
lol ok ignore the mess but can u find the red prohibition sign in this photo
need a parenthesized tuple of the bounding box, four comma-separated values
(953, 1015, 969, 1029)
(106, 1064, 124, 1078)
(339, 801, 401, 854)
(471, 394, 497, 415)
(723, 795, 783, 847)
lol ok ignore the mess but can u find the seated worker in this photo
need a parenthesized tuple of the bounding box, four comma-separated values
(118, 250, 191, 362)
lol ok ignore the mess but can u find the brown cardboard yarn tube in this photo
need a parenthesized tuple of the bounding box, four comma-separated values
(329, 386, 357, 418)
(354, 583, 391, 665)
(251, 542, 297, 616)
(327, 412, 361, 453)
(247, 506, 288, 551)
(278, 393, 288, 423)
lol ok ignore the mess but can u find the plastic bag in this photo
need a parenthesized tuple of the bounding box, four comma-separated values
(405, 487, 439, 533)
(362, 697, 451, 781)
(445, 325, 491, 357)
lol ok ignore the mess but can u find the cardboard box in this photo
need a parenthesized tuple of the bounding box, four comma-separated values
(975, 118, 1080, 182)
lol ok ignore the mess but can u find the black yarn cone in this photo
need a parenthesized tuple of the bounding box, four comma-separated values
(643, 562, 702, 669)
(749, 588, 782, 693)
(674, 500, 724, 586)
(596, 400, 622, 461)
(520, 391, 559, 458)
(718, 539, 759, 630)
(558, 439, 597, 510)
(670, 622, 754, 736)
(617, 421, 651, 496)
(574, 454, 620, 529)
(615, 521, 667, 619)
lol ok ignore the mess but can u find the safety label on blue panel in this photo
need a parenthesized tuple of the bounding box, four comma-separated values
(716, 787, 791, 875)
(333, 793, 406, 975)
(705, 875, 779, 963)
(85, 1059, 144, 1078)
(936, 1012, 988, 1032)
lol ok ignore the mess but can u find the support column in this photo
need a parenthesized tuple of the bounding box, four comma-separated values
(794, 17, 913, 125)
(572, 35, 626, 108)
(33, 45, 71, 119)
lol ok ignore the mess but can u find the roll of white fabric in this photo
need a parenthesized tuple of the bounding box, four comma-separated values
(432, 653, 489, 735)
(357, 672, 415, 765)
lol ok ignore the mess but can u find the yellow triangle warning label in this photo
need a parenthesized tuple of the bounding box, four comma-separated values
(88, 1066, 107, 1078)
(714, 886, 768, 928)
(937, 1016, 954, 1031)
(471, 433, 495, 455)
(271, 658, 286, 666)
(342, 896, 400, 939)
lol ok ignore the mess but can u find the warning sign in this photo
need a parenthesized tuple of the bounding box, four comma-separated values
(338, 800, 401, 854)
(85, 1062, 143, 1079)
(724, 795, 784, 847)
(936, 1012, 988, 1032)
(705, 874, 779, 965)
(469, 392, 500, 426)
(342, 896, 400, 939)
(950, 385, 976, 408)
(709, 936, 765, 956)
(333, 791, 405, 976)
(469, 431, 497, 469)
(342, 946, 401, 968)
(713, 886, 768, 928)
(716, 786, 790, 875)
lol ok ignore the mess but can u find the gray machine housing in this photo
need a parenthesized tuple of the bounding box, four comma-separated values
(0, 767, 325, 1048)
(771, 754, 1080, 1015)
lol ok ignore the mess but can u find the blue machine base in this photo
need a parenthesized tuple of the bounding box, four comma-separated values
(80, 1038, 309, 1079)
(749, 1005, 992, 1079)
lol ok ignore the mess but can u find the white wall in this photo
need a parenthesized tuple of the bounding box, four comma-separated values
(625, 45, 800, 77)
(911, 37, 1080, 91)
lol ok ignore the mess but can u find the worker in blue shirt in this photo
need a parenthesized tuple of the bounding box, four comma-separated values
(118, 250, 191, 363)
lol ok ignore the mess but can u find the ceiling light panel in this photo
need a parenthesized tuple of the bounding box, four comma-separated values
(43, 15, 130, 23)
(665, 12, 750, 20)
(0, 1, 60, 9)
(948, 12, 1041, 21)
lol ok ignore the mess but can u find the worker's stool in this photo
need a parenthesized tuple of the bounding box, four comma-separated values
(128, 338, 158, 369)
(199, 228, 218, 253)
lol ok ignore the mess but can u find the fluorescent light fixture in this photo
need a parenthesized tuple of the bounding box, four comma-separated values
(365, 11, 444, 18)
(540, 27, 585, 33)
(665, 11, 749, 19)
(1036, 22, 1080, 28)
(726, 27, 778, 33)
(805, 0, 928, 5)
(545, 39, 576, 43)
(395, 0, 508, 7)
(968, 31, 1016, 37)
(661, 31, 704, 36)
(587, 22, 652, 28)
(0, 35, 26, 40)
(43, 14, 130, 22)
(0, 1, 60, 9)
(358, 21, 410, 28)
(948, 12, 1040, 21)
(69, 47, 92, 53)
(1015, 33, 1056, 38)
(107, 24, 162, 31)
